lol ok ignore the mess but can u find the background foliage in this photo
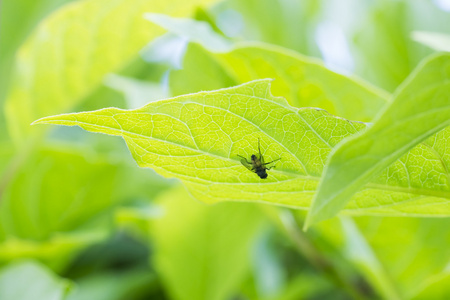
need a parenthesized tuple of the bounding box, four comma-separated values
(1, 0, 450, 299)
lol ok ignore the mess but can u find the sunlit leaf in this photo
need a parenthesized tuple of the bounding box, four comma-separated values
(306, 53, 450, 227)
(33, 79, 450, 217)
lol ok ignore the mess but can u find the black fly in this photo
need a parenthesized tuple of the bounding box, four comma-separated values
(238, 138, 281, 179)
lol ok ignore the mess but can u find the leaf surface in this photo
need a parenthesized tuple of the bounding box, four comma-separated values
(307, 53, 450, 227)
(33, 79, 450, 217)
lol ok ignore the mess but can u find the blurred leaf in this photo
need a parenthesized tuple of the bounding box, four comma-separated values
(412, 31, 450, 52)
(352, 0, 450, 92)
(307, 53, 450, 226)
(356, 217, 450, 299)
(0, 0, 74, 103)
(67, 269, 156, 300)
(266, 275, 332, 300)
(413, 271, 450, 300)
(169, 43, 238, 97)
(316, 216, 450, 299)
(0, 145, 118, 240)
(115, 205, 163, 241)
(219, 0, 321, 55)
(146, 14, 233, 52)
(0, 145, 118, 269)
(0, 260, 72, 300)
(353, 1, 410, 92)
(171, 43, 389, 122)
(5, 0, 216, 142)
(150, 187, 264, 300)
(339, 217, 400, 300)
(251, 229, 285, 298)
(105, 74, 168, 109)
(34, 79, 450, 216)
(0, 232, 104, 271)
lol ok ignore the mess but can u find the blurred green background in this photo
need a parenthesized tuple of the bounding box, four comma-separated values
(1, 0, 450, 299)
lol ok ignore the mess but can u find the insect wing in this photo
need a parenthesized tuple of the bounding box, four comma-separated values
(240, 158, 254, 172)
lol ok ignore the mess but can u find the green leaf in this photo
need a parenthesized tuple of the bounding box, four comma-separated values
(67, 269, 156, 300)
(5, 0, 215, 142)
(306, 53, 450, 227)
(170, 43, 389, 122)
(150, 187, 263, 300)
(0, 145, 118, 241)
(0, 231, 104, 271)
(0, 145, 119, 269)
(0, 260, 72, 300)
(33, 79, 450, 217)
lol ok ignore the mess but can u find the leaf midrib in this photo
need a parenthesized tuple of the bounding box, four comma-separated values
(43, 109, 450, 201)
(124, 123, 450, 199)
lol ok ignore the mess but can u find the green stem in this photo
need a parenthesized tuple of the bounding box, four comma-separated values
(278, 209, 374, 300)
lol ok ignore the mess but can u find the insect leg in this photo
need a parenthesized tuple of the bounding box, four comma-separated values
(262, 158, 281, 166)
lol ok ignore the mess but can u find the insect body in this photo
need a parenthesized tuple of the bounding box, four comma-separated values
(238, 138, 281, 179)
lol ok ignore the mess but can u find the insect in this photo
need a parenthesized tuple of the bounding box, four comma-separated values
(237, 138, 281, 179)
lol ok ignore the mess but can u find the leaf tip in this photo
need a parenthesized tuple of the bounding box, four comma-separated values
(30, 118, 47, 126)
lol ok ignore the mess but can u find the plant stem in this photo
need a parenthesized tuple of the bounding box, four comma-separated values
(279, 209, 374, 300)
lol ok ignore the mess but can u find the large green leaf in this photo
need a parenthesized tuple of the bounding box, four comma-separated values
(5, 0, 214, 142)
(150, 187, 263, 300)
(171, 43, 388, 122)
(33, 79, 450, 217)
(306, 53, 450, 227)
(0, 260, 72, 300)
